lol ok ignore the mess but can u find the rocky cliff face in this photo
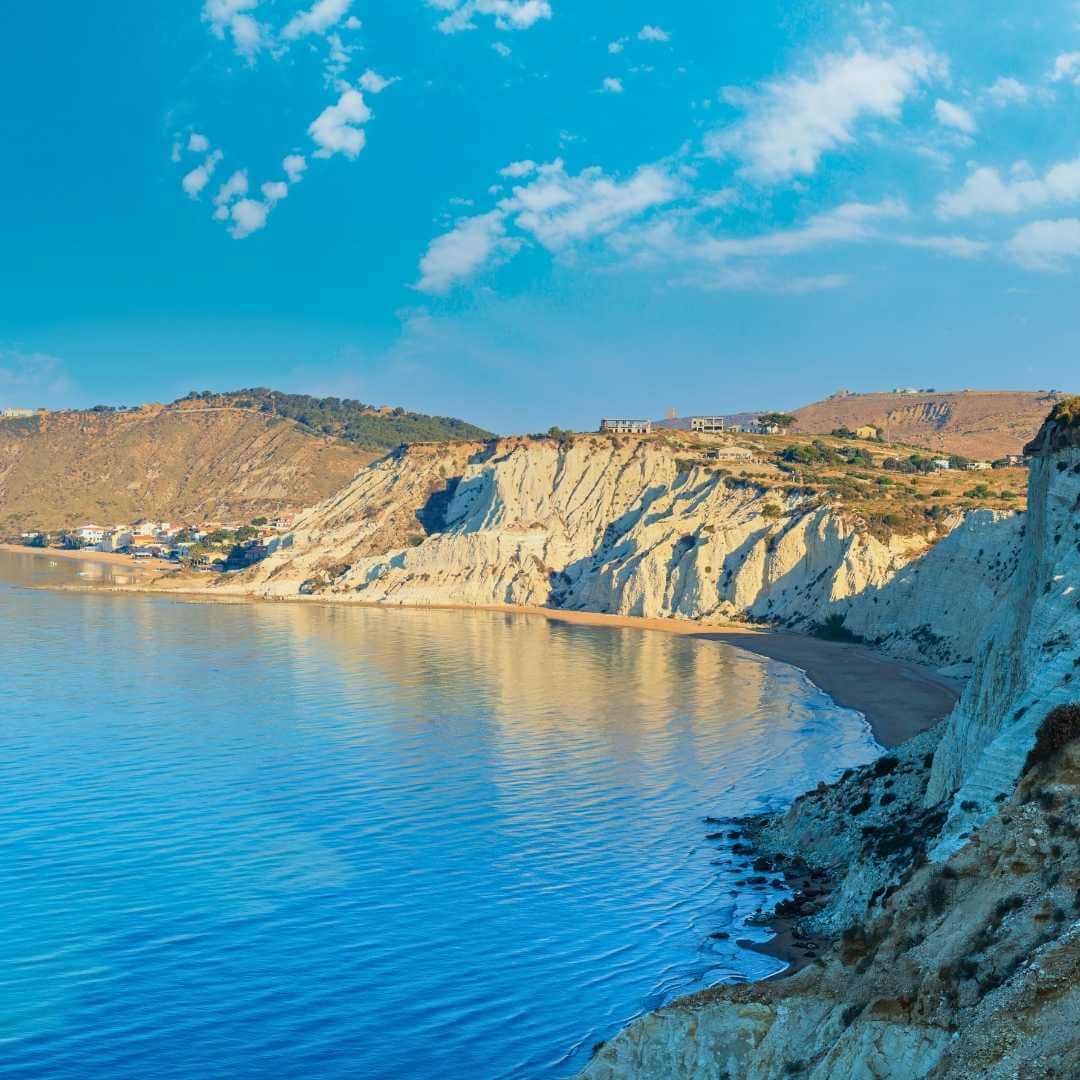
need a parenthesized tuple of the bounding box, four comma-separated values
(579, 408, 1080, 1078)
(215, 435, 1022, 676)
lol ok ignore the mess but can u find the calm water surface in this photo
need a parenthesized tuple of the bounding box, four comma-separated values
(0, 551, 878, 1078)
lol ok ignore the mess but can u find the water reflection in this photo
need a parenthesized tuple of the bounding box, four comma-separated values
(0, 552, 876, 1079)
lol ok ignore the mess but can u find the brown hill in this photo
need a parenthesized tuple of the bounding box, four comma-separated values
(792, 389, 1069, 458)
(0, 404, 375, 533)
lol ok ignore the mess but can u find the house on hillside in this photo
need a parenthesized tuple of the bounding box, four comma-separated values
(855, 425, 880, 440)
(100, 528, 134, 553)
(966, 461, 992, 472)
(690, 416, 726, 434)
(76, 525, 106, 547)
(599, 418, 652, 434)
(932, 458, 951, 471)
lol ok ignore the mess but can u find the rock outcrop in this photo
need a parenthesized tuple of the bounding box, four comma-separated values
(213, 435, 1022, 676)
(579, 405, 1080, 1078)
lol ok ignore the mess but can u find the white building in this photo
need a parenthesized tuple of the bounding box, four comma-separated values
(599, 418, 653, 434)
(690, 416, 727, 434)
(76, 525, 106, 546)
(932, 458, 951, 471)
(966, 461, 992, 472)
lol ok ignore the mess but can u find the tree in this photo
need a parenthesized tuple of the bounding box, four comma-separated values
(758, 412, 796, 430)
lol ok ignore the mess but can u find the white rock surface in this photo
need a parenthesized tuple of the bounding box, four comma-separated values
(217, 436, 1022, 678)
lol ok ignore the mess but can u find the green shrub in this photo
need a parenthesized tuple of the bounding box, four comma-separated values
(1023, 704, 1080, 774)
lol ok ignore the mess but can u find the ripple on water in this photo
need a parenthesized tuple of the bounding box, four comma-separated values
(0, 551, 878, 1079)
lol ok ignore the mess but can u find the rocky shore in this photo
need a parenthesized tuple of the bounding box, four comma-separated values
(579, 403, 1080, 1078)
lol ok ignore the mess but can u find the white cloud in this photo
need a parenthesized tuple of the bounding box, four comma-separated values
(708, 45, 944, 182)
(638, 25, 670, 42)
(282, 0, 353, 40)
(696, 199, 909, 259)
(229, 198, 271, 239)
(896, 234, 989, 259)
(492, 42, 511, 57)
(1050, 52, 1080, 85)
(171, 142, 182, 163)
(504, 160, 684, 252)
(934, 98, 976, 135)
(416, 211, 518, 293)
(499, 160, 537, 178)
(202, 0, 265, 60)
(261, 180, 289, 202)
(937, 156, 1080, 218)
(427, 0, 552, 34)
(986, 76, 1030, 107)
(416, 159, 683, 291)
(1007, 218, 1080, 270)
(283, 154, 308, 183)
(359, 69, 396, 94)
(608, 38, 626, 54)
(344, 15, 361, 29)
(213, 169, 249, 207)
(601, 77, 624, 94)
(309, 86, 372, 159)
(188, 132, 211, 153)
(182, 150, 224, 199)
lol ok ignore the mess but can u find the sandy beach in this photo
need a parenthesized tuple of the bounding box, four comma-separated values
(0, 542, 178, 574)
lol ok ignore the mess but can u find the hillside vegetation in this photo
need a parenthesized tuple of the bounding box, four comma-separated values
(793, 389, 1068, 459)
(176, 388, 494, 450)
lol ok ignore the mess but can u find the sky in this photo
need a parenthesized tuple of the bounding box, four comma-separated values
(2, 1, 1080, 433)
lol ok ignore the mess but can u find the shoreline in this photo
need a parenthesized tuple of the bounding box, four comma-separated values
(12, 562, 961, 748)
(0, 542, 178, 573)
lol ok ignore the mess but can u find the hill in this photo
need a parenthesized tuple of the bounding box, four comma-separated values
(0, 404, 377, 533)
(176, 389, 494, 450)
(0, 393, 494, 534)
(792, 389, 1068, 459)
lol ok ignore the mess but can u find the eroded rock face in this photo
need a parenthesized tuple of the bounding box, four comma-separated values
(580, 435, 1080, 1079)
(213, 436, 1022, 676)
(928, 448, 1080, 852)
(581, 740, 1080, 1080)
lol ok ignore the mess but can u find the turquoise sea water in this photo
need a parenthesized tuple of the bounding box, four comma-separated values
(0, 551, 877, 1078)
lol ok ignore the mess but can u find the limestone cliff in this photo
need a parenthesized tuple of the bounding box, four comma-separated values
(579, 407, 1080, 1078)
(211, 435, 1022, 676)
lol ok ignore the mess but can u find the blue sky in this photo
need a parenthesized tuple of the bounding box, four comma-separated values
(2, 1, 1080, 433)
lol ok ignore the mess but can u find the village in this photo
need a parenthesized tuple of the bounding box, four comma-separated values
(14, 510, 300, 571)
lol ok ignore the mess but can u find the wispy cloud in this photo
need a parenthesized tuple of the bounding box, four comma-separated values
(426, 0, 552, 35)
(937, 157, 1080, 218)
(1007, 218, 1080, 271)
(415, 159, 684, 292)
(281, 0, 353, 41)
(708, 45, 945, 183)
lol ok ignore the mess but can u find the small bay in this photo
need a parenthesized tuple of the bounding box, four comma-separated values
(0, 551, 877, 1079)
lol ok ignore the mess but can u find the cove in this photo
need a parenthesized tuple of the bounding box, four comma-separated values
(0, 551, 877, 1079)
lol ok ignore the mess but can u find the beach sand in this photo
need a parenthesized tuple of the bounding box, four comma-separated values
(0, 542, 178, 574)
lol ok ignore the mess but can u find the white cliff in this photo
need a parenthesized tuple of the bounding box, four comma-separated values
(577, 406, 1080, 1078)
(215, 435, 1022, 676)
